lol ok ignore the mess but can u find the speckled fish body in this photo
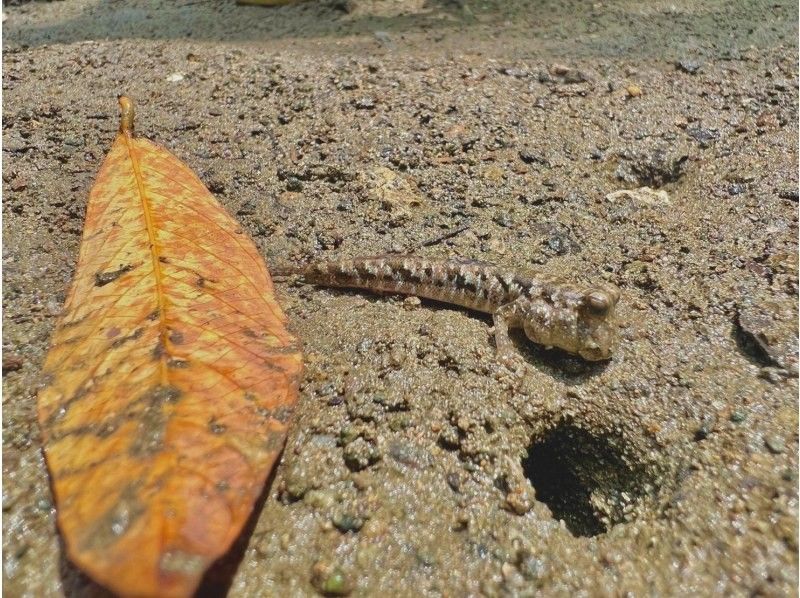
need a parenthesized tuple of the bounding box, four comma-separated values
(279, 256, 620, 361)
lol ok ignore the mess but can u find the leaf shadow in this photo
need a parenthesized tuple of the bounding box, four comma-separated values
(195, 465, 278, 597)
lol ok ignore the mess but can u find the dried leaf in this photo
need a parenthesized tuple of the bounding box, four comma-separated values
(37, 97, 303, 598)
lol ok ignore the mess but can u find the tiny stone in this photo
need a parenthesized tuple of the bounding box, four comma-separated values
(773, 79, 789, 91)
(505, 487, 534, 515)
(730, 410, 747, 423)
(3, 137, 29, 153)
(311, 562, 352, 596)
(353, 97, 376, 110)
(284, 474, 311, 500)
(626, 84, 643, 98)
(166, 72, 185, 83)
(356, 338, 374, 354)
(347, 395, 381, 422)
(343, 437, 380, 471)
(332, 512, 364, 533)
(727, 183, 746, 196)
(2, 353, 23, 375)
(764, 434, 785, 454)
(686, 125, 719, 147)
(676, 59, 702, 74)
(387, 440, 431, 469)
(403, 296, 421, 310)
(9, 177, 26, 192)
(694, 424, 711, 441)
(493, 212, 513, 228)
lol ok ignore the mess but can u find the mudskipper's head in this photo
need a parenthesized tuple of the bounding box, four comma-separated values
(521, 284, 620, 361)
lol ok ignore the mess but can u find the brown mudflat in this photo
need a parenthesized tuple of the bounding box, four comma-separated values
(3, 1, 797, 596)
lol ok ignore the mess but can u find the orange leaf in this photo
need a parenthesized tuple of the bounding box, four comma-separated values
(37, 97, 303, 598)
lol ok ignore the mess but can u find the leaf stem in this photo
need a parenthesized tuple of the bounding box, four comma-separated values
(118, 95, 135, 135)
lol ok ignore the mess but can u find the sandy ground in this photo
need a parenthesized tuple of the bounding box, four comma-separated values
(3, 0, 798, 596)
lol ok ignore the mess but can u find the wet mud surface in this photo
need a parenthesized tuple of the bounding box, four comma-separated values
(3, 1, 798, 596)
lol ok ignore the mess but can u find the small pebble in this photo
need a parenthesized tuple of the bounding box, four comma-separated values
(353, 97, 376, 110)
(756, 111, 780, 129)
(730, 410, 747, 423)
(626, 84, 643, 98)
(343, 437, 381, 471)
(483, 165, 505, 182)
(2, 353, 23, 375)
(284, 479, 309, 501)
(727, 183, 746, 196)
(693, 427, 709, 442)
(311, 561, 352, 596)
(505, 487, 534, 515)
(676, 59, 702, 74)
(764, 434, 785, 454)
(9, 177, 26, 192)
(403, 296, 421, 310)
(286, 177, 303, 192)
(684, 125, 718, 148)
(387, 440, 431, 469)
(166, 72, 185, 83)
(332, 512, 364, 533)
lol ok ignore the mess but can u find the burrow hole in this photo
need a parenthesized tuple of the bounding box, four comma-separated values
(522, 420, 659, 538)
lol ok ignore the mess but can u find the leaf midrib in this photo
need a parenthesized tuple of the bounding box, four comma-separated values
(122, 130, 169, 384)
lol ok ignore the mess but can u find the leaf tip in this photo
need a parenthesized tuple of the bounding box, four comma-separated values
(118, 95, 135, 135)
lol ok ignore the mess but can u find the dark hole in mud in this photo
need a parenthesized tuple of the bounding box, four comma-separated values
(522, 421, 654, 538)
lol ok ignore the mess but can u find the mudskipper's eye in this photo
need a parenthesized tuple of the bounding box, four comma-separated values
(583, 290, 612, 317)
